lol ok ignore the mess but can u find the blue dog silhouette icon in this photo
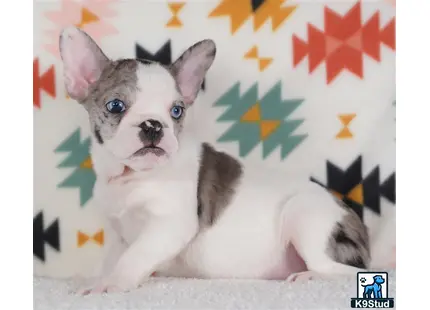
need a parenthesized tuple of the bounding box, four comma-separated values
(362, 275, 385, 298)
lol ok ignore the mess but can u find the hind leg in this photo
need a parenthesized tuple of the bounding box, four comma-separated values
(284, 183, 370, 282)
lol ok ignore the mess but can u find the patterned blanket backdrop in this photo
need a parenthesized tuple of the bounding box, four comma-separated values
(33, 0, 396, 278)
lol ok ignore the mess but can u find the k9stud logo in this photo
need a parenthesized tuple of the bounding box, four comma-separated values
(350, 272, 394, 308)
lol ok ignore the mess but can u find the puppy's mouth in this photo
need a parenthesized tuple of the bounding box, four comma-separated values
(133, 145, 166, 157)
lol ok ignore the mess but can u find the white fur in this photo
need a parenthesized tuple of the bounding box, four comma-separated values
(88, 132, 201, 292)
(89, 135, 363, 293)
(156, 168, 361, 280)
(87, 68, 361, 294)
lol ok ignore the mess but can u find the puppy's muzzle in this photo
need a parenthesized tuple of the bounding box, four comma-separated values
(139, 119, 164, 145)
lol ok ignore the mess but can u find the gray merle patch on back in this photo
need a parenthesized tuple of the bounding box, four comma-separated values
(197, 143, 243, 227)
(326, 201, 370, 268)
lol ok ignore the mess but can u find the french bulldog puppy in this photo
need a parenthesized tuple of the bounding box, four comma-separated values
(59, 27, 370, 294)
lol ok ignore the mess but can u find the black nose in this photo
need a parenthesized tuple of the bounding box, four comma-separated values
(139, 119, 163, 144)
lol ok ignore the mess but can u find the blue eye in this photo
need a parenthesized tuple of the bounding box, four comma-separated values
(106, 99, 126, 114)
(170, 105, 184, 120)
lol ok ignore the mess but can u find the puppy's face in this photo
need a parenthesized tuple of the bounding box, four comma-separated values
(59, 27, 216, 171)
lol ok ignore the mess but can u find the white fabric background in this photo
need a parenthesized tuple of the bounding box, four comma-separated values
(33, 0, 396, 278)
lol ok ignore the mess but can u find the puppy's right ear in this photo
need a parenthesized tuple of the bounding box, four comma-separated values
(59, 27, 110, 101)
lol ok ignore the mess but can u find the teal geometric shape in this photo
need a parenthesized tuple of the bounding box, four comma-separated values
(215, 82, 258, 121)
(259, 81, 302, 120)
(218, 122, 261, 157)
(262, 119, 307, 159)
(214, 81, 308, 160)
(54, 128, 96, 207)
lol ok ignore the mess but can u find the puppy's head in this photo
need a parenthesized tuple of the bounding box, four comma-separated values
(59, 27, 216, 171)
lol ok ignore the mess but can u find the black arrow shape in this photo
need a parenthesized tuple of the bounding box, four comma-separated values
(380, 172, 395, 204)
(136, 40, 172, 66)
(362, 167, 381, 215)
(33, 211, 60, 262)
(363, 169, 396, 215)
(136, 41, 206, 90)
(326, 156, 363, 195)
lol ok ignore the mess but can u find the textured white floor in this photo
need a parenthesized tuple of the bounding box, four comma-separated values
(34, 271, 396, 310)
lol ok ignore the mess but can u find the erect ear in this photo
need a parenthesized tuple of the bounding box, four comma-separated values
(170, 39, 216, 105)
(59, 26, 110, 101)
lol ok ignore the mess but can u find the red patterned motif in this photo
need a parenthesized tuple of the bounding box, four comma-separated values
(44, 0, 118, 58)
(293, 2, 395, 84)
(33, 59, 56, 109)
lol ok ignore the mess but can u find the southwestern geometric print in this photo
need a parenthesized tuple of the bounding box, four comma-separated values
(209, 0, 297, 34)
(215, 81, 307, 159)
(166, 2, 186, 28)
(336, 114, 356, 139)
(244, 45, 273, 72)
(33, 58, 56, 109)
(77, 229, 104, 248)
(136, 40, 206, 90)
(44, 0, 119, 58)
(311, 156, 395, 219)
(33, 211, 60, 263)
(54, 128, 96, 207)
(34, 0, 395, 278)
(292, 1, 395, 84)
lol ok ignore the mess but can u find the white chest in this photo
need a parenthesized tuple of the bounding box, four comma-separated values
(94, 169, 199, 245)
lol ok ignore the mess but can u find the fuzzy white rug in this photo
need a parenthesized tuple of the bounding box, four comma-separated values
(34, 270, 396, 310)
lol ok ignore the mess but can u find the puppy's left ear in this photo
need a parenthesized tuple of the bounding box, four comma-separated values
(170, 40, 216, 105)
